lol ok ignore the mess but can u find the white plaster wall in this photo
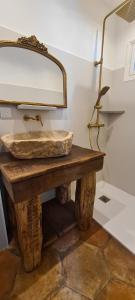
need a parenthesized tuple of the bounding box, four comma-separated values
(1, 0, 103, 61)
(0, 0, 116, 69)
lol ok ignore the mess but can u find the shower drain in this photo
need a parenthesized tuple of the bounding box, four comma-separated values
(99, 195, 111, 203)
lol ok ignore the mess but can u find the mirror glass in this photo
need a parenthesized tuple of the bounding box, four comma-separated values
(0, 47, 65, 106)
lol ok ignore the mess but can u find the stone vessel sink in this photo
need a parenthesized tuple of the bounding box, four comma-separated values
(1, 131, 73, 159)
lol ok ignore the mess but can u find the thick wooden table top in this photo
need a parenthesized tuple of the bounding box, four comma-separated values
(0, 145, 105, 184)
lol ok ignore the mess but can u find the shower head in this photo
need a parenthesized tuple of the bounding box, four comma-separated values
(95, 86, 110, 107)
(116, 0, 135, 23)
(99, 86, 110, 97)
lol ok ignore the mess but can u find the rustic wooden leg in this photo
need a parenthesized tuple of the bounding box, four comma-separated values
(56, 183, 71, 204)
(75, 172, 96, 231)
(14, 195, 42, 272)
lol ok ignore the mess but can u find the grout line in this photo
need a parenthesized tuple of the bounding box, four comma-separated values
(94, 277, 112, 300)
(65, 284, 92, 300)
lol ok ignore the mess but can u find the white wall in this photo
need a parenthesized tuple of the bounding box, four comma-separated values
(0, 0, 116, 68)
(0, 0, 103, 60)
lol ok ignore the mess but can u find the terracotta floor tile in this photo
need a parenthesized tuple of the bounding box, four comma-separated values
(0, 250, 20, 300)
(50, 287, 89, 299)
(80, 226, 110, 249)
(10, 249, 63, 300)
(52, 220, 110, 254)
(1, 221, 135, 300)
(63, 243, 109, 300)
(104, 238, 135, 286)
(96, 280, 135, 300)
(80, 220, 102, 240)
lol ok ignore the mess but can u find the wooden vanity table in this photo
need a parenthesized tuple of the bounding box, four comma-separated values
(0, 145, 104, 272)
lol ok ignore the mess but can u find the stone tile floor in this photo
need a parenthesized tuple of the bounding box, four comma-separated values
(0, 220, 135, 300)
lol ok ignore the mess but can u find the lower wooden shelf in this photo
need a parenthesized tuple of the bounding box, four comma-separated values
(42, 199, 76, 247)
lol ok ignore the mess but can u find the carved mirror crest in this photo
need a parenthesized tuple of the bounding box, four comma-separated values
(0, 35, 67, 108)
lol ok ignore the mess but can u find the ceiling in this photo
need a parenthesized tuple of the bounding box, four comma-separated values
(103, 0, 123, 8)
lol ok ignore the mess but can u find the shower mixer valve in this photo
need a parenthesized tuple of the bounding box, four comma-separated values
(87, 122, 104, 129)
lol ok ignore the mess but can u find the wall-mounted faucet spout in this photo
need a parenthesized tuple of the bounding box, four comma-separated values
(23, 114, 43, 126)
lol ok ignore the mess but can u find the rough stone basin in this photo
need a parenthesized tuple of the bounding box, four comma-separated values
(1, 131, 73, 159)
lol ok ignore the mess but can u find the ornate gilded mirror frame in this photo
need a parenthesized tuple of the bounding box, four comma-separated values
(0, 35, 67, 108)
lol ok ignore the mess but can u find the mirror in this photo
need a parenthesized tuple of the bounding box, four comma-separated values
(0, 36, 67, 107)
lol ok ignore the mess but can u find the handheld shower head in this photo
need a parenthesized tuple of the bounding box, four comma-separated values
(99, 86, 110, 97)
(95, 86, 110, 107)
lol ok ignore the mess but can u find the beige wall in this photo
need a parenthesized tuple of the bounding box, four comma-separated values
(102, 15, 135, 196)
(103, 67, 135, 196)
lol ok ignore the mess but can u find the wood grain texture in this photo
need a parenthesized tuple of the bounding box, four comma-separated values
(75, 172, 96, 231)
(15, 195, 42, 272)
(0, 145, 105, 183)
(0, 145, 105, 272)
(2, 157, 103, 203)
(56, 184, 71, 204)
